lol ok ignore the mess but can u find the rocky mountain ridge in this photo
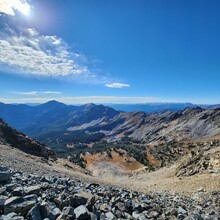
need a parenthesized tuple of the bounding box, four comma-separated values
(108, 102, 204, 112)
(67, 107, 220, 143)
(0, 101, 119, 137)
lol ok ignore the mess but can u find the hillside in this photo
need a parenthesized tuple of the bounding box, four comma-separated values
(66, 107, 220, 143)
(0, 137, 219, 219)
(0, 118, 56, 160)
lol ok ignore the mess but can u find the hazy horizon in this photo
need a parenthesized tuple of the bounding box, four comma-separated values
(0, 99, 217, 106)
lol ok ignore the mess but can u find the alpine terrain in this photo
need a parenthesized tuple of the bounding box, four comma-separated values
(0, 101, 220, 219)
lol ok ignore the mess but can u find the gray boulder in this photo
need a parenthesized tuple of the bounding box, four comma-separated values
(26, 203, 42, 220)
(24, 185, 41, 196)
(0, 212, 24, 220)
(100, 212, 117, 220)
(40, 201, 53, 219)
(74, 205, 91, 220)
(12, 187, 24, 197)
(0, 166, 12, 183)
(4, 196, 36, 216)
(58, 206, 75, 220)
(68, 191, 95, 208)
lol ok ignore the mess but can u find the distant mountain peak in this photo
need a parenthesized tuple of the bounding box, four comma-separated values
(45, 100, 65, 105)
(84, 103, 96, 108)
(39, 100, 67, 108)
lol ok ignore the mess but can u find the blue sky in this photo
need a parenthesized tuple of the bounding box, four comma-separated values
(0, 0, 220, 104)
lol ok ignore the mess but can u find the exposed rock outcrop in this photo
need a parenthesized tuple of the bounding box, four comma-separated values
(176, 149, 220, 177)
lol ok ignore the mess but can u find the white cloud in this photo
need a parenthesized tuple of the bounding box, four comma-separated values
(0, 1, 126, 86)
(13, 91, 62, 96)
(0, 96, 160, 104)
(0, 28, 88, 77)
(105, 83, 130, 88)
(14, 91, 38, 96)
(43, 91, 62, 95)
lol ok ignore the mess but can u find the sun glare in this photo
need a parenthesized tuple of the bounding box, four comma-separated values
(0, 0, 31, 16)
(10, 0, 31, 16)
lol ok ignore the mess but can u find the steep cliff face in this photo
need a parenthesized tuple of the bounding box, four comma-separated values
(0, 119, 56, 160)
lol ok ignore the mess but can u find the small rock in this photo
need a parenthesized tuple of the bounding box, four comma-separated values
(0, 187, 7, 195)
(4, 196, 36, 216)
(74, 205, 91, 220)
(51, 207, 61, 218)
(0, 195, 7, 211)
(12, 187, 24, 196)
(61, 206, 75, 219)
(0, 166, 12, 183)
(99, 203, 111, 212)
(115, 202, 125, 212)
(0, 212, 24, 220)
(40, 201, 51, 219)
(25, 185, 41, 196)
(132, 211, 140, 218)
(124, 212, 133, 219)
(26, 203, 42, 220)
(5, 183, 17, 192)
(178, 206, 187, 215)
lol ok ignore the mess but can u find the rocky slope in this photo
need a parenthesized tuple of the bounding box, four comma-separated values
(0, 139, 219, 219)
(76, 107, 220, 143)
(176, 140, 220, 177)
(0, 119, 56, 160)
(0, 164, 219, 219)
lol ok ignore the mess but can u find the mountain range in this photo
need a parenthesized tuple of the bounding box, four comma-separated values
(108, 102, 210, 112)
(0, 100, 220, 150)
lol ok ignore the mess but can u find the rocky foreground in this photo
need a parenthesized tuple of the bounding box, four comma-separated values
(0, 166, 219, 220)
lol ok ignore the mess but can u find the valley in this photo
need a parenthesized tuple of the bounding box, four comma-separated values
(0, 101, 220, 175)
(0, 101, 220, 219)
